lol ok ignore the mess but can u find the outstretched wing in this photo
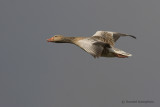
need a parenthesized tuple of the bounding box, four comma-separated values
(92, 31, 136, 42)
(76, 38, 110, 58)
(112, 32, 136, 42)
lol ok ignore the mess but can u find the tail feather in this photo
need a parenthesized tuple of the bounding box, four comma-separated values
(110, 47, 132, 57)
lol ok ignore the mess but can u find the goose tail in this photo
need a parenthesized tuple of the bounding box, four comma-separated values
(110, 47, 132, 58)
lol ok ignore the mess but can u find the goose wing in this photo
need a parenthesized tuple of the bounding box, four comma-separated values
(76, 38, 110, 58)
(92, 31, 136, 42)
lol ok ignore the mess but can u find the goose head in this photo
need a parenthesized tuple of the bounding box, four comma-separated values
(47, 35, 65, 42)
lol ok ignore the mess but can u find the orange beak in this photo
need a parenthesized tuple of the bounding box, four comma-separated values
(47, 37, 54, 42)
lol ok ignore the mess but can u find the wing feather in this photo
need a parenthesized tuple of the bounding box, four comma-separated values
(92, 31, 136, 42)
(77, 38, 104, 58)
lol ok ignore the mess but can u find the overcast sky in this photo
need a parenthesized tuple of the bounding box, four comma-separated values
(0, 0, 160, 107)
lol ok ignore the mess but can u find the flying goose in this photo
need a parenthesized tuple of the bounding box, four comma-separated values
(47, 31, 136, 58)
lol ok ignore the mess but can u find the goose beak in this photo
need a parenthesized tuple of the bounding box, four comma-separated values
(47, 37, 53, 42)
(47, 38, 51, 42)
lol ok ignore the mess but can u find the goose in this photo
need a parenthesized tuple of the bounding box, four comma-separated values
(47, 31, 136, 58)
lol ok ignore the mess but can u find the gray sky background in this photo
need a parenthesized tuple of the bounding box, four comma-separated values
(0, 0, 160, 107)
